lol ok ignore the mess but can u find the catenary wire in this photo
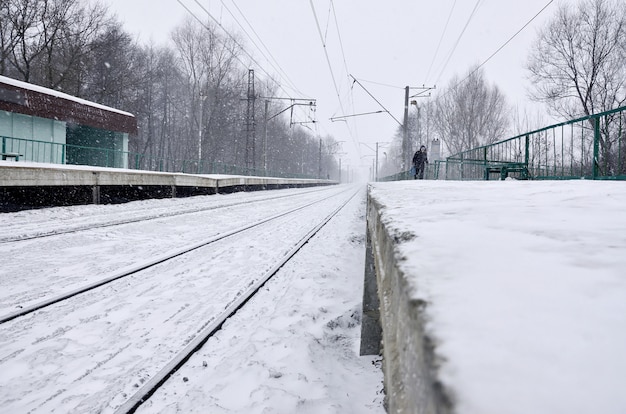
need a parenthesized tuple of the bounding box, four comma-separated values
(355, 77, 406, 90)
(221, 0, 306, 98)
(218, 0, 315, 123)
(460, 0, 555, 86)
(309, 0, 345, 116)
(180, 0, 318, 126)
(178, 0, 304, 102)
(191, 0, 295, 97)
(434, 0, 483, 85)
(425, 0, 458, 84)
(309, 0, 360, 156)
(329, 0, 361, 154)
(436, 0, 555, 100)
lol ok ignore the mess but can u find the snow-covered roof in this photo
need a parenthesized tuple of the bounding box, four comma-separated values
(0, 75, 137, 135)
(0, 75, 133, 117)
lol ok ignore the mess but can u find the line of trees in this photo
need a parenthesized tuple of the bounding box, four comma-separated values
(0, 0, 341, 178)
(528, 0, 626, 175)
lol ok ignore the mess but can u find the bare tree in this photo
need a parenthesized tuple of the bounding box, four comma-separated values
(433, 66, 510, 156)
(0, 0, 44, 80)
(527, 0, 626, 118)
(528, 0, 626, 175)
(0, 0, 20, 74)
(171, 17, 246, 165)
(0, 2, 336, 178)
(0, 0, 111, 88)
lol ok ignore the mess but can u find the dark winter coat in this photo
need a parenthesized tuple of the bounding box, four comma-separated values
(412, 150, 428, 167)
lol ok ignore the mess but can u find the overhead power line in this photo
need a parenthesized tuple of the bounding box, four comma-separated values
(457, 0, 555, 87)
(219, 0, 315, 124)
(437, 0, 555, 99)
(355, 77, 407, 90)
(330, 0, 350, 83)
(434, 0, 483, 85)
(175, 1, 247, 67)
(309, 0, 344, 113)
(328, 0, 359, 148)
(309, 0, 360, 153)
(350, 75, 403, 127)
(425, 0, 458, 84)
(221, 0, 306, 98)
(178, 0, 305, 104)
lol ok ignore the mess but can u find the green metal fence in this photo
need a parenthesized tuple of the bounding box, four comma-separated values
(442, 105, 626, 181)
(380, 105, 626, 182)
(1, 135, 315, 179)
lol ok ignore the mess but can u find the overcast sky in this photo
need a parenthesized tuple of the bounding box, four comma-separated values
(101, 0, 557, 175)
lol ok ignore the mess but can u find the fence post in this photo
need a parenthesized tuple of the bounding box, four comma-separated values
(524, 135, 530, 172)
(593, 117, 600, 179)
(482, 147, 488, 180)
(460, 153, 464, 180)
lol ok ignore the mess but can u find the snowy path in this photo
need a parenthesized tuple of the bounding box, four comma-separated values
(0, 185, 383, 413)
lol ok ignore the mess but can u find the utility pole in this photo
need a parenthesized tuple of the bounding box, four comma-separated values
(198, 92, 205, 163)
(402, 86, 409, 171)
(263, 99, 269, 175)
(410, 100, 422, 154)
(260, 96, 317, 177)
(404, 85, 435, 171)
(375, 142, 379, 181)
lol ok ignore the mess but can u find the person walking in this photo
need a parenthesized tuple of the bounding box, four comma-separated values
(412, 145, 428, 179)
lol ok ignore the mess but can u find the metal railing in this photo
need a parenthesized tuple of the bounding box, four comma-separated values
(379, 105, 626, 182)
(0, 135, 316, 179)
(443, 105, 626, 180)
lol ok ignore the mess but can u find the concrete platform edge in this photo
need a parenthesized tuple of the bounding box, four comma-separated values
(364, 187, 453, 414)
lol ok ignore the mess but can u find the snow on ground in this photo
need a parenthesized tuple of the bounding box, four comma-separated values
(369, 179, 626, 414)
(0, 185, 384, 413)
(3, 179, 625, 413)
(136, 186, 384, 414)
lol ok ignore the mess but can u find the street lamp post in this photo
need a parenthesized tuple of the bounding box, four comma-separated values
(375, 142, 379, 181)
(198, 92, 207, 163)
(411, 100, 421, 152)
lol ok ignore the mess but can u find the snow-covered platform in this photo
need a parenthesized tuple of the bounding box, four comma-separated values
(366, 180, 626, 414)
(0, 161, 334, 210)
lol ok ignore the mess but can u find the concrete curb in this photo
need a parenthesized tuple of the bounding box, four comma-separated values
(363, 189, 453, 414)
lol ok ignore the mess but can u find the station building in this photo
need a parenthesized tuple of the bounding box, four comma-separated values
(0, 75, 136, 167)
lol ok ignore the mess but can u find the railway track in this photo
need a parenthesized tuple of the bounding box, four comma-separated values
(0, 187, 352, 324)
(0, 186, 348, 316)
(0, 186, 361, 413)
(0, 186, 332, 243)
(115, 188, 360, 414)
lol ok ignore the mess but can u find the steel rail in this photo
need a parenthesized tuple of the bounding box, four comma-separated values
(0, 186, 334, 243)
(0, 187, 353, 324)
(114, 188, 360, 414)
